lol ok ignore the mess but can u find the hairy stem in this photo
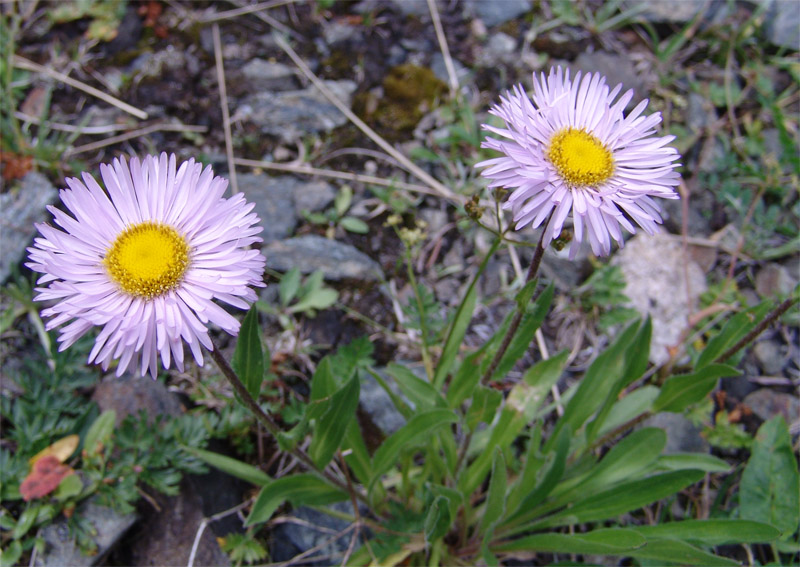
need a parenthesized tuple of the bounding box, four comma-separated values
(207, 340, 368, 504)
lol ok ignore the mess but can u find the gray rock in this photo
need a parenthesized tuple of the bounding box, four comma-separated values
(233, 80, 357, 142)
(360, 368, 409, 435)
(753, 340, 785, 376)
(430, 53, 471, 86)
(465, 0, 532, 27)
(572, 52, 645, 108)
(387, 0, 428, 17)
(237, 175, 336, 243)
(613, 234, 707, 366)
(482, 32, 517, 65)
(239, 58, 298, 91)
(265, 235, 383, 281)
(0, 171, 58, 283)
(687, 92, 716, 132)
(743, 389, 800, 426)
(92, 374, 183, 423)
(36, 501, 137, 567)
(755, 263, 795, 298)
(270, 501, 367, 566)
(764, 0, 800, 50)
(629, 0, 711, 23)
(643, 412, 710, 454)
(322, 20, 360, 45)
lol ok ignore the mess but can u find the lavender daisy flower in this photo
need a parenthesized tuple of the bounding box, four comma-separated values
(27, 153, 266, 378)
(476, 66, 681, 258)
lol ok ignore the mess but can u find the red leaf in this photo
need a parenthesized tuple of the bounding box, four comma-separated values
(20, 455, 74, 501)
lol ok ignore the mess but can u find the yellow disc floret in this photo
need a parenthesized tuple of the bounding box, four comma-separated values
(105, 222, 189, 299)
(547, 127, 614, 188)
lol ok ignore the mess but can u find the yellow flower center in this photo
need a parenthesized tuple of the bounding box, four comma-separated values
(546, 127, 614, 187)
(104, 222, 189, 299)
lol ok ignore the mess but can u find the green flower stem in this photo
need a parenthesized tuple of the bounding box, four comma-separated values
(479, 224, 549, 387)
(406, 247, 435, 381)
(207, 340, 368, 504)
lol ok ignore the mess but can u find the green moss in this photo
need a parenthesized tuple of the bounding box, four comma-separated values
(356, 64, 447, 141)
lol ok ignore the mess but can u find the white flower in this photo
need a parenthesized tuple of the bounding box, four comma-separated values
(476, 66, 681, 257)
(27, 153, 266, 378)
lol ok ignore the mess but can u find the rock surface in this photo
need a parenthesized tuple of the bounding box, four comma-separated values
(233, 80, 357, 142)
(265, 235, 384, 281)
(0, 171, 57, 283)
(643, 412, 710, 454)
(613, 234, 707, 366)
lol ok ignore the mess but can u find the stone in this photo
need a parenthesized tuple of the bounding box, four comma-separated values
(239, 58, 298, 91)
(233, 80, 357, 143)
(629, 0, 709, 23)
(752, 339, 785, 376)
(359, 368, 408, 435)
(270, 501, 367, 566)
(430, 53, 471, 87)
(465, 0, 532, 27)
(743, 389, 800, 426)
(643, 412, 710, 454)
(265, 235, 383, 281)
(92, 374, 183, 424)
(612, 234, 707, 365)
(572, 52, 645, 108)
(36, 501, 137, 567)
(755, 263, 794, 298)
(237, 174, 336, 243)
(764, 0, 800, 50)
(0, 171, 57, 283)
(481, 32, 517, 65)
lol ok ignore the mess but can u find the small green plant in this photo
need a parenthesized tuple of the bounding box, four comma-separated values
(257, 268, 338, 330)
(572, 263, 639, 330)
(302, 185, 369, 238)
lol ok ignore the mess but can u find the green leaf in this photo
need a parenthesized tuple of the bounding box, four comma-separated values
(696, 302, 772, 368)
(288, 288, 338, 314)
(465, 386, 503, 430)
(494, 528, 645, 555)
(626, 537, 738, 566)
(446, 349, 484, 409)
(310, 376, 360, 468)
(552, 320, 641, 444)
(386, 363, 446, 409)
(656, 453, 731, 473)
(505, 425, 571, 523)
(0, 540, 22, 567)
(424, 495, 452, 543)
(54, 474, 83, 501)
(232, 307, 265, 399)
(334, 184, 353, 217)
(740, 416, 800, 538)
(533, 470, 705, 529)
(11, 505, 38, 539)
(585, 317, 651, 440)
(279, 267, 301, 306)
(653, 364, 740, 413)
(633, 519, 780, 546)
(460, 408, 526, 496)
(84, 410, 116, 456)
(246, 474, 347, 526)
(490, 284, 554, 382)
(506, 350, 569, 421)
(340, 216, 369, 234)
(370, 409, 458, 488)
(433, 273, 478, 388)
(310, 357, 336, 401)
(479, 448, 507, 534)
(343, 418, 373, 484)
(596, 385, 659, 437)
(185, 446, 271, 486)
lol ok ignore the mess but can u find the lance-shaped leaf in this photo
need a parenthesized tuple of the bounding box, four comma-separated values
(653, 364, 740, 413)
(232, 307, 265, 399)
(246, 474, 347, 526)
(310, 376, 360, 468)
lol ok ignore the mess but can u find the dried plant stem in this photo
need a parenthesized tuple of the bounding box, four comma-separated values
(427, 0, 459, 97)
(65, 123, 207, 156)
(212, 23, 238, 195)
(207, 340, 367, 504)
(13, 55, 148, 120)
(273, 34, 458, 203)
(714, 296, 798, 364)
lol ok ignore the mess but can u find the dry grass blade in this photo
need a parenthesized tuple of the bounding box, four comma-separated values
(427, 0, 459, 97)
(272, 33, 460, 204)
(13, 55, 148, 120)
(212, 22, 238, 195)
(64, 123, 208, 156)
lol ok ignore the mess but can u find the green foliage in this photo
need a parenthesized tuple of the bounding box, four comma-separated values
(302, 184, 369, 238)
(48, 0, 128, 42)
(257, 268, 339, 329)
(219, 532, 268, 566)
(572, 263, 639, 330)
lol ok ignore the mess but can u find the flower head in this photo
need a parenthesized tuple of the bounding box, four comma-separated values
(476, 66, 681, 257)
(27, 153, 266, 378)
